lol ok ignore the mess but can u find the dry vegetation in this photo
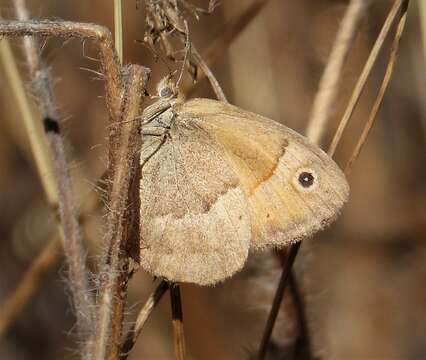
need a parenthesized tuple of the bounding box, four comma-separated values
(0, 0, 424, 359)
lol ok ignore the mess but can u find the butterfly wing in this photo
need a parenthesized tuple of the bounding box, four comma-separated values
(177, 98, 350, 249)
(140, 113, 251, 285)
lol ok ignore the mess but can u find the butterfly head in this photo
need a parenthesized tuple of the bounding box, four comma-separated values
(156, 73, 185, 103)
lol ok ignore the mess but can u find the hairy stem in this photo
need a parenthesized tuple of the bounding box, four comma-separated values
(92, 65, 149, 360)
(0, 20, 123, 119)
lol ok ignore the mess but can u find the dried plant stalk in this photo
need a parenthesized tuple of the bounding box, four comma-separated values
(0, 20, 123, 119)
(190, 44, 227, 102)
(0, 16, 95, 344)
(0, 236, 61, 336)
(0, 38, 57, 204)
(328, 0, 406, 156)
(258, 0, 410, 356)
(419, 0, 426, 71)
(170, 284, 186, 360)
(306, 0, 369, 145)
(114, 0, 124, 64)
(345, 0, 409, 175)
(185, 0, 271, 97)
(257, 242, 301, 359)
(120, 281, 169, 359)
(92, 65, 149, 360)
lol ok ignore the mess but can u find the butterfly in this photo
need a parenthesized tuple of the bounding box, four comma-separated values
(138, 79, 349, 285)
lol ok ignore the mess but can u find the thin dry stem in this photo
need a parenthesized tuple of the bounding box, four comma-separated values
(345, 1, 409, 175)
(0, 20, 123, 119)
(170, 284, 186, 360)
(419, 0, 426, 71)
(184, 0, 271, 97)
(114, 0, 124, 63)
(288, 272, 313, 357)
(257, 1, 401, 354)
(306, 0, 368, 145)
(328, 0, 405, 156)
(0, 236, 61, 336)
(257, 242, 301, 360)
(0, 39, 57, 204)
(92, 65, 149, 360)
(120, 281, 169, 359)
(14, 1, 95, 331)
(190, 44, 227, 102)
(1, 12, 94, 344)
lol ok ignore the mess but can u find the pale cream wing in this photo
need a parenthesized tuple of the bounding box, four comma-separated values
(139, 117, 251, 285)
(177, 98, 350, 249)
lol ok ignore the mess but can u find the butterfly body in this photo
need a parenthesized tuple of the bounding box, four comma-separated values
(139, 97, 349, 285)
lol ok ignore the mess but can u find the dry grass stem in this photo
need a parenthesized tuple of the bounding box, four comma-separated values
(120, 281, 169, 359)
(92, 65, 149, 360)
(345, 0, 409, 176)
(185, 0, 271, 97)
(288, 272, 313, 357)
(257, 1, 383, 354)
(257, 242, 301, 360)
(114, 0, 123, 63)
(190, 44, 227, 101)
(0, 236, 61, 337)
(0, 186, 101, 337)
(170, 284, 186, 360)
(0, 20, 123, 118)
(419, 0, 426, 71)
(0, 39, 57, 203)
(328, 0, 406, 156)
(1, 11, 95, 344)
(306, 0, 369, 145)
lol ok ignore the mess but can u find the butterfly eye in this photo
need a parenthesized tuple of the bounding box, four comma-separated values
(160, 87, 173, 98)
(293, 168, 318, 192)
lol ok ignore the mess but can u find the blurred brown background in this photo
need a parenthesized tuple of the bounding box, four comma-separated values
(0, 0, 425, 359)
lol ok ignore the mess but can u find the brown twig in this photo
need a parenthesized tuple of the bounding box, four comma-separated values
(92, 65, 149, 360)
(0, 236, 61, 336)
(170, 283, 186, 360)
(257, 242, 301, 360)
(190, 44, 227, 102)
(306, 0, 369, 145)
(184, 0, 271, 97)
(328, 0, 406, 156)
(259, 2, 410, 356)
(345, 0, 409, 176)
(0, 20, 123, 119)
(288, 272, 313, 358)
(256, 2, 367, 355)
(120, 281, 169, 359)
(2, 9, 95, 342)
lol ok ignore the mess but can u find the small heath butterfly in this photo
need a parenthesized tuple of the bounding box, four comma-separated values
(139, 78, 349, 285)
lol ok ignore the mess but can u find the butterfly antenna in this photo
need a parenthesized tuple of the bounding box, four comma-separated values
(137, 38, 173, 79)
(176, 20, 190, 88)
